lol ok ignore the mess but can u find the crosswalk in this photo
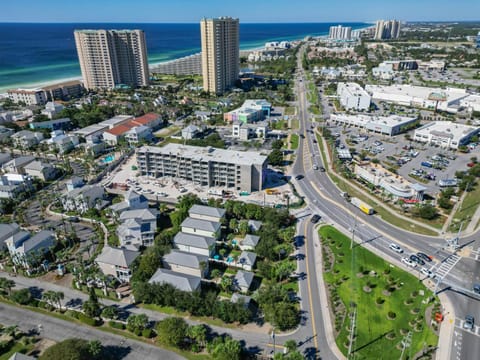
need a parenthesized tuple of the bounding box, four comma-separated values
(468, 247, 480, 261)
(431, 254, 461, 279)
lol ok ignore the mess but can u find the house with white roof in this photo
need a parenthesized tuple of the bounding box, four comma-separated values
(173, 232, 216, 257)
(162, 250, 209, 278)
(188, 204, 225, 223)
(181, 125, 201, 140)
(181, 217, 221, 239)
(5, 230, 55, 268)
(148, 268, 201, 292)
(95, 246, 140, 282)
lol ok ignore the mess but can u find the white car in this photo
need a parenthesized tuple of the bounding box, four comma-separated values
(421, 267, 433, 278)
(389, 243, 403, 253)
(402, 257, 416, 267)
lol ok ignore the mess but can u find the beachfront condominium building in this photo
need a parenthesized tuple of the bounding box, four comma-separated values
(136, 143, 267, 192)
(200, 17, 239, 94)
(374, 20, 401, 40)
(74, 29, 149, 90)
(7, 89, 48, 106)
(329, 25, 352, 40)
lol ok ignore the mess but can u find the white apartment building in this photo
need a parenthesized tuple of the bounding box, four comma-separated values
(365, 84, 469, 113)
(7, 89, 48, 106)
(330, 114, 418, 136)
(337, 82, 371, 111)
(201, 17, 239, 94)
(413, 121, 480, 150)
(374, 20, 401, 40)
(329, 25, 352, 40)
(74, 29, 149, 90)
(136, 143, 267, 193)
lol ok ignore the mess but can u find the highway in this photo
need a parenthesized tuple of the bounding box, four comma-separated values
(291, 45, 480, 360)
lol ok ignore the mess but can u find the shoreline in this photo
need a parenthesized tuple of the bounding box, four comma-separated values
(1, 25, 371, 95)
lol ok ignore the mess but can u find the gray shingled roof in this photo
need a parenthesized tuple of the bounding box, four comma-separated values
(23, 230, 55, 253)
(8, 353, 35, 360)
(181, 217, 220, 233)
(189, 204, 226, 219)
(238, 251, 257, 267)
(0, 223, 20, 238)
(148, 268, 201, 292)
(234, 270, 254, 289)
(231, 293, 252, 305)
(173, 232, 215, 249)
(119, 208, 158, 222)
(248, 220, 263, 231)
(242, 234, 260, 247)
(163, 250, 208, 269)
(96, 246, 139, 268)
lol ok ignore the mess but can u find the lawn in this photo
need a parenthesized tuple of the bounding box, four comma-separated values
(0, 342, 34, 360)
(319, 226, 439, 360)
(284, 106, 296, 115)
(449, 184, 480, 232)
(290, 134, 299, 150)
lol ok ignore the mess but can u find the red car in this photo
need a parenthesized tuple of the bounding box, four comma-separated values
(467, 162, 476, 168)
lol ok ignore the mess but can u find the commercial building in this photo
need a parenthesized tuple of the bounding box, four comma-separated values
(72, 115, 133, 141)
(365, 84, 469, 113)
(413, 121, 480, 149)
(460, 95, 480, 113)
(200, 17, 239, 94)
(74, 29, 149, 90)
(7, 89, 47, 106)
(232, 121, 268, 141)
(41, 80, 84, 101)
(30, 118, 71, 131)
(223, 99, 271, 123)
(330, 114, 418, 136)
(354, 163, 426, 201)
(136, 143, 267, 192)
(374, 20, 401, 40)
(337, 82, 371, 111)
(329, 25, 352, 40)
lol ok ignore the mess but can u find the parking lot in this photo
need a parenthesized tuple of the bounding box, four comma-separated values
(329, 123, 480, 195)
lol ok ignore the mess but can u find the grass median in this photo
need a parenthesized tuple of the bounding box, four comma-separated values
(319, 226, 439, 360)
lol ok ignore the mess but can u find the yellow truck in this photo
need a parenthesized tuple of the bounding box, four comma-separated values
(350, 197, 374, 215)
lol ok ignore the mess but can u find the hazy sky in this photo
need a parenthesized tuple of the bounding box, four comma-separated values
(2, 0, 479, 23)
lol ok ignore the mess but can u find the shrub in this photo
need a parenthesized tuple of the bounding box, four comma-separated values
(375, 297, 384, 305)
(78, 313, 98, 326)
(66, 310, 79, 319)
(142, 328, 154, 338)
(108, 321, 125, 330)
(387, 311, 397, 320)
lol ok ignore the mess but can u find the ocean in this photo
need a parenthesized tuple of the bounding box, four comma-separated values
(0, 22, 368, 92)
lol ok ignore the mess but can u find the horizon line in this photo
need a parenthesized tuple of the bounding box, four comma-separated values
(1, 20, 479, 24)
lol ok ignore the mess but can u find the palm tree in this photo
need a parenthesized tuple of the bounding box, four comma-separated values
(0, 277, 15, 295)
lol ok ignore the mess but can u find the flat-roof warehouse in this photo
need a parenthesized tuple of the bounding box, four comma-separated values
(330, 114, 418, 136)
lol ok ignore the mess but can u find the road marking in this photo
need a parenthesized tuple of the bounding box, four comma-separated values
(432, 255, 461, 279)
(303, 220, 319, 352)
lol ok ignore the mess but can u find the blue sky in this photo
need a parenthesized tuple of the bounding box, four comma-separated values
(2, 0, 479, 22)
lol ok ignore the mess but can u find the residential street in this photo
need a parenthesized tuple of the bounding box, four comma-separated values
(0, 302, 184, 360)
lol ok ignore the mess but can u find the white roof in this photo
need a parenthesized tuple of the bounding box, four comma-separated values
(365, 84, 468, 102)
(138, 143, 268, 166)
(415, 121, 478, 139)
(330, 114, 417, 128)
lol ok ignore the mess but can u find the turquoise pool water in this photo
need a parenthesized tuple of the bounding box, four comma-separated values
(103, 155, 115, 163)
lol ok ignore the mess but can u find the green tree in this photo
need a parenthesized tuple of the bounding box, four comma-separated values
(211, 337, 242, 360)
(416, 204, 438, 220)
(284, 339, 298, 353)
(268, 149, 284, 166)
(0, 277, 15, 295)
(156, 317, 188, 347)
(82, 287, 101, 318)
(39, 338, 102, 360)
(11, 288, 32, 305)
(101, 306, 119, 320)
(271, 139, 284, 150)
(126, 313, 149, 334)
(88, 340, 102, 358)
(187, 324, 207, 348)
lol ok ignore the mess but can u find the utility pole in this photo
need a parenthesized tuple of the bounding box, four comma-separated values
(399, 331, 412, 360)
(347, 308, 357, 359)
(271, 327, 276, 358)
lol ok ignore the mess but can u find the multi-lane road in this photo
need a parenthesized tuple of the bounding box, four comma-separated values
(291, 46, 480, 360)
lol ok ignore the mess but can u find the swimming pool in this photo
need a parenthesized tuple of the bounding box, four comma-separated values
(103, 155, 115, 163)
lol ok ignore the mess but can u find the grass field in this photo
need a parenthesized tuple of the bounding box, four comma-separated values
(449, 184, 480, 232)
(284, 106, 296, 115)
(319, 226, 439, 360)
(290, 134, 299, 150)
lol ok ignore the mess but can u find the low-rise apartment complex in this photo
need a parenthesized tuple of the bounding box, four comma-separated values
(136, 144, 268, 192)
(337, 82, 371, 111)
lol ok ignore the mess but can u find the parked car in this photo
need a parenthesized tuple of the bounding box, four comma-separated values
(319, 166, 326, 172)
(389, 243, 404, 253)
(463, 315, 475, 331)
(473, 283, 480, 294)
(295, 174, 304, 180)
(421, 267, 433, 277)
(313, 164, 319, 170)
